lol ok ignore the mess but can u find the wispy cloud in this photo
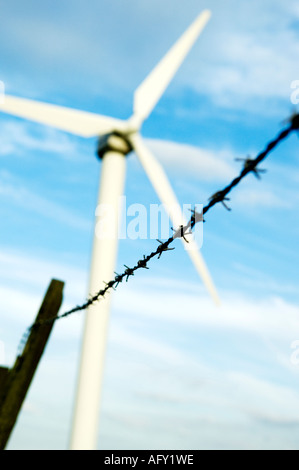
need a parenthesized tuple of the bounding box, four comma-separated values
(0, 170, 91, 230)
(233, 187, 291, 209)
(2, 246, 299, 450)
(0, 120, 79, 158)
(0, 247, 87, 364)
(145, 138, 236, 181)
(185, 0, 299, 114)
(1, 0, 298, 117)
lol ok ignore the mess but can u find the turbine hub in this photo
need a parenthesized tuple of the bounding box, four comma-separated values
(96, 131, 133, 159)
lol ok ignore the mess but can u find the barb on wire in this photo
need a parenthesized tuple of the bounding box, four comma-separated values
(291, 113, 299, 130)
(124, 265, 135, 281)
(137, 256, 149, 269)
(208, 191, 231, 211)
(189, 207, 205, 226)
(114, 272, 124, 287)
(282, 111, 299, 131)
(171, 225, 192, 242)
(104, 280, 116, 291)
(235, 156, 267, 180)
(156, 239, 175, 259)
(19, 113, 298, 346)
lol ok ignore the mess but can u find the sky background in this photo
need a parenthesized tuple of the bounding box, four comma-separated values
(0, 0, 299, 450)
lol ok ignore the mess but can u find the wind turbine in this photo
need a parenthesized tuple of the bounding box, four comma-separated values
(0, 10, 219, 449)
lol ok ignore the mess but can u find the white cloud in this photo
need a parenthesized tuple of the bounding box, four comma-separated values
(198, 31, 298, 105)
(2, 0, 298, 118)
(181, 0, 299, 114)
(111, 277, 299, 341)
(99, 312, 299, 449)
(227, 371, 299, 424)
(0, 120, 78, 157)
(0, 170, 91, 230)
(233, 187, 291, 209)
(2, 246, 299, 449)
(2, 244, 298, 353)
(0, 247, 88, 359)
(109, 322, 185, 366)
(145, 138, 235, 181)
(231, 262, 298, 297)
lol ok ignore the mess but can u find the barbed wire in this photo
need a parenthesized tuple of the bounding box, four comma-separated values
(18, 113, 299, 353)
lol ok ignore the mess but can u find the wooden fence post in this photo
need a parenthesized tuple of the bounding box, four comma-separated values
(0, 279, 64, 450)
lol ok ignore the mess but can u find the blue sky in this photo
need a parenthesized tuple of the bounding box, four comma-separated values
(0, 0, 299, 450)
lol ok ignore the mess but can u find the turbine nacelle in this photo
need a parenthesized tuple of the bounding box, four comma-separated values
(96, 131, 134, 159)
(96, 115, 142, 159)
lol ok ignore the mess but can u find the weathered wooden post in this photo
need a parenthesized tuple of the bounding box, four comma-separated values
(0, 279, 64, 450)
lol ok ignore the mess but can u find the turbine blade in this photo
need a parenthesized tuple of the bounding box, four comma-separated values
(133, 10, 211, 123)
(0, 95, 126, 137)
(130, 134, 220, 305)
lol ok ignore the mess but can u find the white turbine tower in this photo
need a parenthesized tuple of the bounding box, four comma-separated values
(0, 10, 219, 449)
